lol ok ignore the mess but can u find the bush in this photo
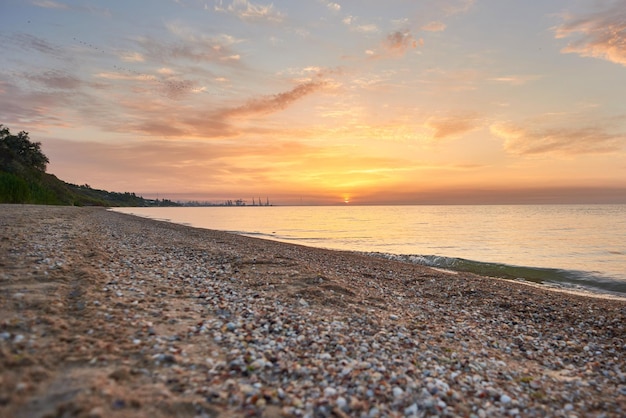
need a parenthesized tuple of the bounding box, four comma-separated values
(0, 172, 30, 203)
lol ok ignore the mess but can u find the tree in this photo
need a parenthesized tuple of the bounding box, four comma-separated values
(0, 124, 49, 173)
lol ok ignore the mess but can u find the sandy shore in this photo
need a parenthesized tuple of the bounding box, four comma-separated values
(1, 205, 624, 417)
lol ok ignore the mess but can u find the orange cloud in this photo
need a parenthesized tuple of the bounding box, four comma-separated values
(43, 135, 414, 200)
(491, 121, 625, 156)
(427, 114, 483, 140)
(488, 74, 541, 86)
(555, 2, 626, 67)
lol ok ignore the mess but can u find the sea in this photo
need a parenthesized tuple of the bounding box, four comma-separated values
(112, 205, 626, 297)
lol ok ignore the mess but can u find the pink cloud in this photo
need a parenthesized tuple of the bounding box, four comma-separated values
(367, 31, 423, 59)
(218, 80, 326, 118)
(555, 2, 626, 67)
(23, 70, 81, 90)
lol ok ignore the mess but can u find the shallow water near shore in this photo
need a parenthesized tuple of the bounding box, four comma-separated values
(113, 204, 626, 295)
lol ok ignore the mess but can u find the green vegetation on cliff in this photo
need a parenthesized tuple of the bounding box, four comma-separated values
(0, 124, 178, 207)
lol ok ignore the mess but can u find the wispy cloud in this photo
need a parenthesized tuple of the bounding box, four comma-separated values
(0, 78, 76, 127)
(427, 113, 483, 140)
(32, 0, 68, 10)
(421, 21, 447, 32)
(4, 33, 66, 57)
(44, 135, 413, 199)
(119, 51, 145, 63)
(442, 0, 475, 16)
(491, 119, 625, 156)
(342, 15, 379, 33)
(555, 1, 626, 67)
(488, 74, 541, 86)
(32, 0, 111, 17)
(214, 0, 286, 23)
(58, 77, 330, 138)
(217, 79, 327, 118)
(23, 70, 81, 90)
(419, 68, 481, 92)
(354, 24, 379, 34)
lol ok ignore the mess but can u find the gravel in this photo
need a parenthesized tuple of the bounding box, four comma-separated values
(1, 204, 624, 417)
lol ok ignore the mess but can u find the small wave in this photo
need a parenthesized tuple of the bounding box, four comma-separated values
(366, 252, 626, 295)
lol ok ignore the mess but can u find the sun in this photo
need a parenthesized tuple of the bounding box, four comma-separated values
(343, 194, 351, 204)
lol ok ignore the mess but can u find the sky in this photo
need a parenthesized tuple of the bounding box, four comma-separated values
(1, 0, 626, 205)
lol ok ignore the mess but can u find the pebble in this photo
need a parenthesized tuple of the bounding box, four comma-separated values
(3, 206, 625, 418)
(323, 387, 337, 397)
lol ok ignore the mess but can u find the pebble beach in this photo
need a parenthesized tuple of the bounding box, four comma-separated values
(1, 205, 625, 417)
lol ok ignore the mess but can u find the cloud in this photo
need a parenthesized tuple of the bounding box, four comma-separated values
(214, 0, 286, 23)
(421, 21, 446, 32)
(319, 0, 340, 12)
(165, 21, 243, 47)
(384, 31, 421, 54)
(491, 121, 625, 156)
(24, 70, 82, 90)
(43, 135, 413, 200)
(120, 52, 145, 63)
(32, 0, 111, 17)
(134, 35, 242, 65)
(4, 33, 65, 57)
(426, 114, 482, 140)
(366, 31, 422, 59)
(60, 77, 329, 139)
(488, 74, 541, 86)
(419, 68, 481, 92)
(218, 80, 327, 118)
(555, 1, 626, 67)
(342, 15, 379, 33)
(355, 24, 379, 34)
(442, 0, 475, 15)
(0, 78, 75, 127)
(32, 0, 68, 9)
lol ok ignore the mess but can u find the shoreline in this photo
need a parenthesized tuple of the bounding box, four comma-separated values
(1, 205, 625, 417)
(112, 206, 626, 300)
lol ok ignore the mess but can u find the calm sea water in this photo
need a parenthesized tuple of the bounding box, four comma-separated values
(113, 205, 626, 296)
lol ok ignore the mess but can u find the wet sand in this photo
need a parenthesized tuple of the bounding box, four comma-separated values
(1, 205, 624, 417)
